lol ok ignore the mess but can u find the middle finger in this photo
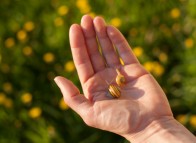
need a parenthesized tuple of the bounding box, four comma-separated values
(93, 16, 121, 68)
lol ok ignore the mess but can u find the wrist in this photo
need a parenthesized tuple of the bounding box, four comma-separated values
(123, 116, 196, 143)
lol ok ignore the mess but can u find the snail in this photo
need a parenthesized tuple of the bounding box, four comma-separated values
(106, 68, 125, 98)
(108, 84, 121, 98)
(115, 69, 126, 86)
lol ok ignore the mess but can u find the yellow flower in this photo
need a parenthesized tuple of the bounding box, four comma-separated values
(17, 30, 27, 41)
(153, 62, 165, 76)
(133, 46, 143, 57)
(29, 107, 42, 118)
(3, 82, 13, 93)
(110, 18, 122, 28)
(143, 62, 164, 76)
(23, 46, 33, 56)
(184, 38, 194, 49)
(21, 92, 32, 104)
(5, 38, 15, 48)
(76, 0, 91, 14)
(43, 52, 55, 63)
(24, 21, 35, 32)
(159, 52, 168, 63)
(170, 8, 181, 19)
(0, 93, 6, 104)
(54, 17, 64, 27)
(4, 98, 13, 108)
(190, 115, 196, 128)
(59, 98, 69, 110)
(58, 5, 69, 16)
(143, 62, 154, 72)
(176, 114, 186, 124)
(64, 61, 75, 72)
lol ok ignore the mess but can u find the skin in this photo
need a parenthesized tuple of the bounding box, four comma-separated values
(54, 15, 196, 143)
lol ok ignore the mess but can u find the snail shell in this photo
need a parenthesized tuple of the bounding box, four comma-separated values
(108, 84, 121, 98)
(116, 69, 126, 86)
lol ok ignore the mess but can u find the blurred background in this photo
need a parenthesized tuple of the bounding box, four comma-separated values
(0, 0, 196, 142)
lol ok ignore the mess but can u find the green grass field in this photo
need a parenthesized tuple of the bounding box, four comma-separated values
(0, 0, 196, 142)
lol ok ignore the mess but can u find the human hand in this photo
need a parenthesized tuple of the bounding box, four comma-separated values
(54, 15, 174, 141)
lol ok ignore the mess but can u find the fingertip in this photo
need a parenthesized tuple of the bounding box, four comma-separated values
(54, 76, 66, 88)
(93, 16, 106, 24)
(93, 16, 106, 32)
(69, 24, 85, 47)
(54, 76, 80, 97)
(81, 14, 95, 37)
(81, 14, 93, 24)
(69, 24, 81, 33)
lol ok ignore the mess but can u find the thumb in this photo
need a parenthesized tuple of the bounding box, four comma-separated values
(54, 76, 92, 117)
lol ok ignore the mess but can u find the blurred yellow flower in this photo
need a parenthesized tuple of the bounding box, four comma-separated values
(17, 30, 27, 41)
(153, 62, 164, 76)
(54, 17, 64, 27)
(184, 38, 194, 49)
(176, 114, 186, 124)
(5, 37, 15, 48)
(143, 61, 164, 76)
(133, 46, 143, 57)
(43, 52, 55, 63)
(190, 115, 196, 128)
(4, 98, 13, 108)
(170, 8, 181, 19)
(159, 52, 168, 63)
(58, 5, 68, 16)
(0, 93, 13, 108)
(3, 82, 13, 93)
(21, 92, 32, 104)
(29, 107, 42, 118)
(76, 0, 91, 14)
(143, 62, 154, 72)
(0, 93, 6, 104)
(64, 61, 75, 72)
(23, 46, 33, 56)
(110, 18, 122, 28)
(24, 21, 35, 32)
(59, 98, 69, 110)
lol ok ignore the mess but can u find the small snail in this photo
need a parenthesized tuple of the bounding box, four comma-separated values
(108, 84, 121, 98)
(106, 68, 125, 98)
(115, 69, 126, 86)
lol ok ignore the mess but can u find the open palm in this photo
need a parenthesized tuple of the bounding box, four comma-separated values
(55, 15, 173, 138)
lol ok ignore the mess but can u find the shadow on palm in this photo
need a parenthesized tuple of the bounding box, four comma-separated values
(83, 63, 147, 102)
